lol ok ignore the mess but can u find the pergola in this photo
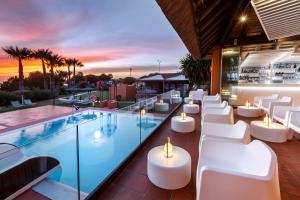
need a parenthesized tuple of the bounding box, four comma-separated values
(156, 0, 300, 94)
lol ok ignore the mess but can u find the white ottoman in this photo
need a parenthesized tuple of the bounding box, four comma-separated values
(250, 121, 293, 143)
(171, 96, 182, 104)
(147, 145, 191, 190)
(237, 106, 261, 117)
(184, 97, 193, 104)
(183, 104, 200, 114)
(155, 102, 169, 112)
(171, 116, 195, 133)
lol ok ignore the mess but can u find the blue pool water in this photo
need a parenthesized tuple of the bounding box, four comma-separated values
(0, 110, 164, 194)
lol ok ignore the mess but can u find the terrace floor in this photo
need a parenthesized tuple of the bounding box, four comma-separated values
(0, 106, 74, 133)
(7, 104, 300, 200)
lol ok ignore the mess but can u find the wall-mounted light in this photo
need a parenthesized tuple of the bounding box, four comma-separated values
(189, 100, 193, 105)
(164, 137, 173, 158)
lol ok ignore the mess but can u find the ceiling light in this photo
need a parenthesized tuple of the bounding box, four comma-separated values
(240, 15, 247, 22)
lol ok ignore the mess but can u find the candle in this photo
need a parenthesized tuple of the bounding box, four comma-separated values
(181, 112, 186, 120)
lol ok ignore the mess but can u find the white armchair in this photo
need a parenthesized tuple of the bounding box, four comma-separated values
(272, 106, 300, 126)
(201, 120, 250, 144)
(253, 94, 278, 107)
(202, 95, 221, 108)
(202, 106, 234, 126)
(196, 139, 281, 200)
(289, 111, 300, 134)
(192, 89, 204, 101)
(261, 96, 293, 117)
(202, 101, 228, 114)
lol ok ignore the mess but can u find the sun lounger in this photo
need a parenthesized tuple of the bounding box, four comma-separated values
(58, 96, 77, 104)
(77, 97, 91, 105)
(24, 99, 35, 106)
(11, 101, 24, 108)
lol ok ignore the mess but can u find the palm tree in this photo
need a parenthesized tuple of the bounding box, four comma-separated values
(45, 53, 65, 100)
(31, 49, 52, 90)
(2, 46, 31, 100)
(180, 53, 211, 89)
(71, 58, 84, 86)
(64, 58, 73, 86)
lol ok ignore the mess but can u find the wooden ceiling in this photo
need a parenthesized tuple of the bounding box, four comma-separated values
(156, 0, 300, 59)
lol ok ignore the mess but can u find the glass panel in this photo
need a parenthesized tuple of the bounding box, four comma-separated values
(221, 48, 240, 106)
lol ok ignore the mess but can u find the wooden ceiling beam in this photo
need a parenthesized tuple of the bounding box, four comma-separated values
(199, 1, 231, 32)
(220, 0, 250, 45)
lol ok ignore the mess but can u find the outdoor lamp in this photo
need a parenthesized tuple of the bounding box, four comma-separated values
(189, 100, 193, 105)
(160, 99, 164, 104)
(264, 114, 271, 127)
(164, 137, 173, 158)
(245, 100, 250, 108)
(181, 112, 186, 120)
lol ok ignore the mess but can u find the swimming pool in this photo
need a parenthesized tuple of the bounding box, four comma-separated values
(0, 110, 164, 195)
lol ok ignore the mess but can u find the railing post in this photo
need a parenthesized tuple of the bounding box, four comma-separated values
(76, 125, 81, 200)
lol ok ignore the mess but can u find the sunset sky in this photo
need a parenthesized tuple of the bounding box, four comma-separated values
(0, 0, 188, 82)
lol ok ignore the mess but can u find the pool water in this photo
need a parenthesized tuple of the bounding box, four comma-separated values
(0, 110, 164, 194)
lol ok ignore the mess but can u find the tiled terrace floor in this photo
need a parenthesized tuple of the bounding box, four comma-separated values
(7, 104, 300, 200)
(0, 106, 74, 133)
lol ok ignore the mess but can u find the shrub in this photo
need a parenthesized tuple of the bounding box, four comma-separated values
(24, 89, 51, 102)
(0, 91, 19, 106)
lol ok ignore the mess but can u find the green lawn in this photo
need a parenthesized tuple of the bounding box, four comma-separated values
(0, 90, 135, 113)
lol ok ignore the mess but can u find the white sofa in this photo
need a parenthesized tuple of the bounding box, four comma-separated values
(253, 94, 278, 107)
(272, 106, 300, 126)
(201, 120, 250, 144)
(196, 139, 281, 200)
(202, 106, 234, 126)
(261, 96, 293, 117)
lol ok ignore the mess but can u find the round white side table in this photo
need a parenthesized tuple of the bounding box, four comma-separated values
(171, 116, 195, 133)
(154, 102, 169, 112)
(183, 104, 200, 114)
(147, 145, 191, 190)
(171, 96, 182, 104)
(237, 106, 261, 117)
(250, 121, 293, 143)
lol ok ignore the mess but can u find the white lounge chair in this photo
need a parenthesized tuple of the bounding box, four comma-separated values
(261, 96, 293, 117)
(289, 111, 300, 134)
(202, 101, 228, 114)
(201, 120, 250, 144)
(24, 99, 35, 106)
(196, 139, 281, 200)
(58, 96, 77, 104)
(272, 106, 300, 126)
(253, 94, 278, 107)
(10, 101, 24, 108)
(77, 97, 91, 105)
(202, 106, 234, 126)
